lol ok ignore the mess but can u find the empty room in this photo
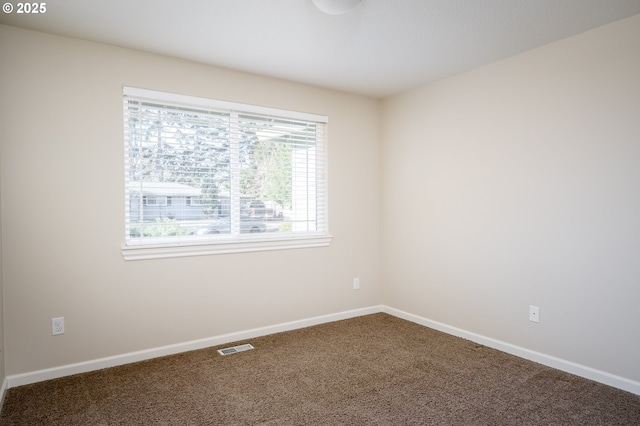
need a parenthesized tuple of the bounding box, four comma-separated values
(0, 0, 639, 424)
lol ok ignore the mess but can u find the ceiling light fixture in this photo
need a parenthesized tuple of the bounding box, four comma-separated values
(312, 0, 361, 15)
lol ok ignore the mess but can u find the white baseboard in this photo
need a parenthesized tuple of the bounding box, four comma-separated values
(0, 377, 7, 412)
(6, 304, 639, 397)
(381, 306, 640, 396)
(6, 305, 382, 389)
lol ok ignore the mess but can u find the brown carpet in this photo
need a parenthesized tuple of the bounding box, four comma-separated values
(1, 313, 638, 425)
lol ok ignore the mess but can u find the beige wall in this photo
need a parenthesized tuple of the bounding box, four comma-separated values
(382, 14, 640, 382)
(0, 171, 4, 387)
(0, 25, 382, 376)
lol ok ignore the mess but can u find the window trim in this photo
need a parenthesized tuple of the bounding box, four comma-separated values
(123, 87, 328, 124)
(121, 87, 331, 260)
(121, 235, 332, 261)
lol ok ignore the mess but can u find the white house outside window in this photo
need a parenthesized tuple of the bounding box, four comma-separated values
(122, 87, 331, 260)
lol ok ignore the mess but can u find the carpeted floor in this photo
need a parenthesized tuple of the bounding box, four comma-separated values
(1, 313, 638, 425)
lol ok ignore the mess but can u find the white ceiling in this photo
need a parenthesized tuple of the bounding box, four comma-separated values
(2, 0, 639, 98)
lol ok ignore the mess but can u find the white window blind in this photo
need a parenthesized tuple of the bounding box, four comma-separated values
(122, 87, 330, 260)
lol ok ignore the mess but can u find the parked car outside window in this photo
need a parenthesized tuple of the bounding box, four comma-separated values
(242, 200, 266, 218)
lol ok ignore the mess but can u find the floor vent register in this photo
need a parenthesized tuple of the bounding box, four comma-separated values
(217, 343, 255, 356)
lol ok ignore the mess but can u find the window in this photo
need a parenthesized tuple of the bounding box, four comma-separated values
(186, 197, 201, 207)
(144, 196, 167, 206)
(122, 87, 331, 260)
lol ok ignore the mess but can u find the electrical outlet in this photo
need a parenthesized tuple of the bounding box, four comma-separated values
(52, 317, 65, 335)
(529, 306, 539, 323)
(353, 277, 360, 290)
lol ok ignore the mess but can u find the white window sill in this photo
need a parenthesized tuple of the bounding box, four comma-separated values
(121, 235, 333, 261)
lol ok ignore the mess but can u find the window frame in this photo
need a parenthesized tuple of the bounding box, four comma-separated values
(144, 196, 167, 207)
(186, 197, 201, 207)
(121, 87, 331, 261)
